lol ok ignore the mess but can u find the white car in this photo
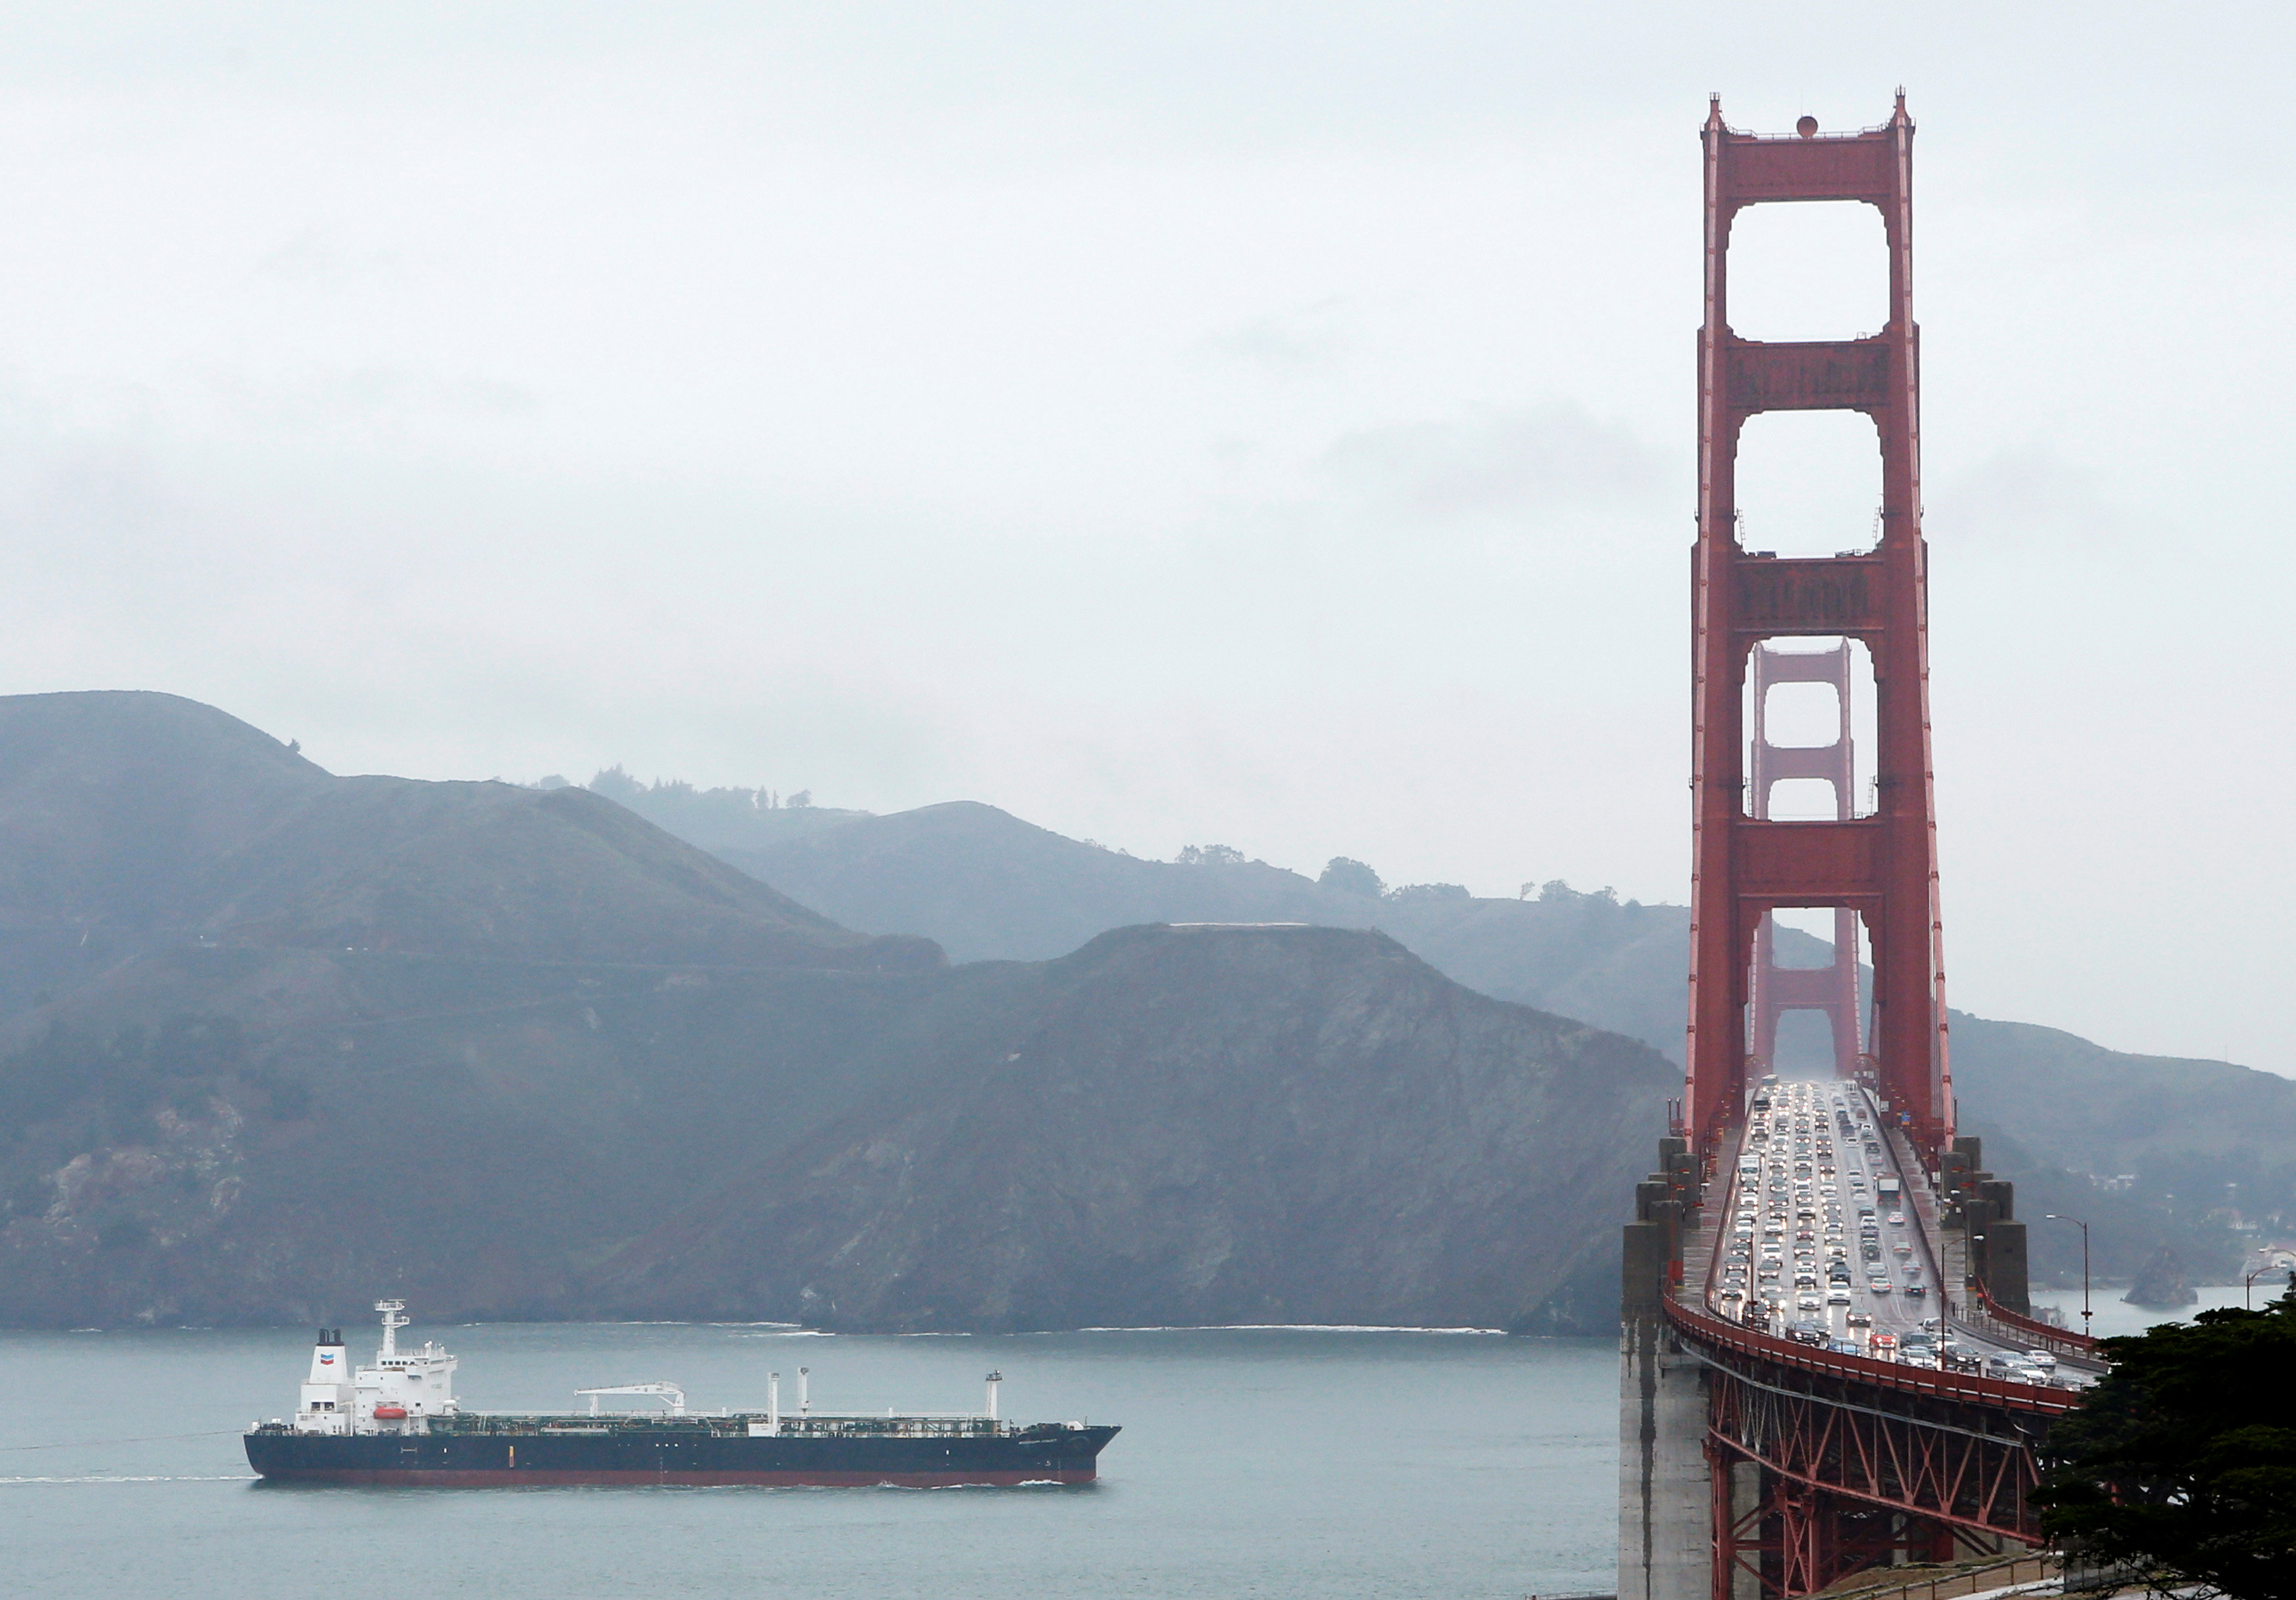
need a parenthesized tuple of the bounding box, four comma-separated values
(2026, 1349, 2058, 1371)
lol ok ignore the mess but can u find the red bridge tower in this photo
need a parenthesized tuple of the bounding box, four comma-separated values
(1683, 92, 1952, 1164)
(1622, 101, 2061, 1600)
(1746, 642, 1865, 1084)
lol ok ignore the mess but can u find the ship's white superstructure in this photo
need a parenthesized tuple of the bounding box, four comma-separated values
(293, 1300, 459, 1435)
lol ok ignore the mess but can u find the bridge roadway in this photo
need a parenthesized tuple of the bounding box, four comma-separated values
(1692, 1078, 2092, 1391)
(1622, 1078, 2108, 1600)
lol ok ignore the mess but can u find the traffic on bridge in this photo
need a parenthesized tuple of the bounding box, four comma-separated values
(1703, 1078, 2088, 1392)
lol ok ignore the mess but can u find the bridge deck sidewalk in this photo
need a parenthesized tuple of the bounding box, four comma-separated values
(1679, 1212, 1719, 1305)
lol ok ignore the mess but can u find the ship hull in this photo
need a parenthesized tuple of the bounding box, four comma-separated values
(245, 1424, 1117, 1488)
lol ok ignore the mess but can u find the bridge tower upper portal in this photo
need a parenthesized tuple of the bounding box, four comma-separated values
(1684, 93, 1952, 1163)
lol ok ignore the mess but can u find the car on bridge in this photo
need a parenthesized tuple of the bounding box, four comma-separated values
(1868, 1278, 1893, 1294)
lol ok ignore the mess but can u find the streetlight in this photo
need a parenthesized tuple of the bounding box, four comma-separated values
(2044, 1214, 2091, 1338)
(2244, 1263, 2291, 1309)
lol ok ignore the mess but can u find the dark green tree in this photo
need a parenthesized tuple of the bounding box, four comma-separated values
(2036, 1283, 2296, 1597)
(1318, 857, 1384, 897)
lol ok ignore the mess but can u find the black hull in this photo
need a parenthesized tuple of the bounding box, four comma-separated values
(245, 1424, 1117, 1488)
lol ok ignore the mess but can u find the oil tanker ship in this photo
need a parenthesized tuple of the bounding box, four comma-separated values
(244, 1302, 1118, 1487)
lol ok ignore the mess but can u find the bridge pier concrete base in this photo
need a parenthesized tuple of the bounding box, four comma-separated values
(1620, 1288, 1711, 1600)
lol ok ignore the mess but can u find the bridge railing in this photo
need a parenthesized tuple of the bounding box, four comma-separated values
(1814, 1553, 2058, 1600)
(1662, 1294, 2081, 1416)
(1953, 1286, 2103, 1366)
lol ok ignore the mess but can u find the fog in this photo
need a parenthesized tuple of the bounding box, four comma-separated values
(0, 3, 2286, 1071)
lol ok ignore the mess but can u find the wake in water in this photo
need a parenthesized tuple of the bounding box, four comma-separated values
(0, 1474, 258, 1485)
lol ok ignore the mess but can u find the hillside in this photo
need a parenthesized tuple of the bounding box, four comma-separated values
(0, 691, 937, 1324)
(595, 925, 1672, 1332)
(712, 801, 1368, 960)
(617, 786, 2292, 1285)
(697, 796, 1710, 1055)
(0, 693, 1663, 1330)
(0, 693, 934, 984)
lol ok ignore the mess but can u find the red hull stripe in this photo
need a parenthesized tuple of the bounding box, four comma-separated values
(255, 1468, 1097, 1488)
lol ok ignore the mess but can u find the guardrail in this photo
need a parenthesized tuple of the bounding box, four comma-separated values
(1663, 1296, 2081, 1416)
(1814, 1553, 2057, 1600)
(1957, 1287, 2101, 1363)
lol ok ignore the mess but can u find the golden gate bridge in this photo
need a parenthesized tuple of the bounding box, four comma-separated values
(1618, 96, 2102, 1600)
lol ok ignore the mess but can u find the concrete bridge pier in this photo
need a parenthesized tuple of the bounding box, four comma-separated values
(1620, 1141, 1710, 1600)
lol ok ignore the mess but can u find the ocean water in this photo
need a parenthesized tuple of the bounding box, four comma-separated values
(0, 1323, 1620, 1599)
(2027, 1281, 2268, 1341)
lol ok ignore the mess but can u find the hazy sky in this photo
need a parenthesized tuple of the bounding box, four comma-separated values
(0, 4, 2287, 1073)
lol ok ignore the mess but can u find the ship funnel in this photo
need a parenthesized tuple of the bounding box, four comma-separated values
(768, 1372, 781, 1435)
(306, 1326, 349, 1387)
(985, 1370, 1002, 1422)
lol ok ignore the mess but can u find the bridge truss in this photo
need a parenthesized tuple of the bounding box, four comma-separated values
(1687, 1303, 2066, 1597)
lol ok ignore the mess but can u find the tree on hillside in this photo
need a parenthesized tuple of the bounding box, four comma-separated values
(2036, 1284, 2296, 1597)
(1319, 857, 1384, 897)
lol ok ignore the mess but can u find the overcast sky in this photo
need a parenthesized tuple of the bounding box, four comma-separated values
(0, 3, 2287, 1073)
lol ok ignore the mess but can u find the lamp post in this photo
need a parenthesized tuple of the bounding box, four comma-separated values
(2243, 1263, 2289, 1309)
(2044, 1214, 2092, 1338)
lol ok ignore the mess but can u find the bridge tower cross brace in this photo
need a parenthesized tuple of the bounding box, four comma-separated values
(1683, 93, 1953, 1163)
